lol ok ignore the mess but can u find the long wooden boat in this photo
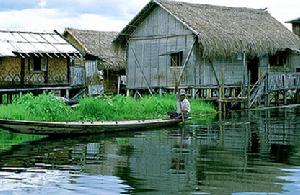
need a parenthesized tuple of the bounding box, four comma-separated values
(0, 118, 183, 135)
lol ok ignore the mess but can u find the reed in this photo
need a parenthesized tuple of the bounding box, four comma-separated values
(0, 93, 216, 122)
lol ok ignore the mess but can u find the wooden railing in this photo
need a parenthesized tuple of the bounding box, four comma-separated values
(0, 74, 68, 86)
(249, 75, 267, 107)
(267, 72, 300, 91)
(0, 71, 85, 88)
(249, 72, 300, 107)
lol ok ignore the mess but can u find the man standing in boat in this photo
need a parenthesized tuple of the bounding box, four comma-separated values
(169, 89, 191, 120)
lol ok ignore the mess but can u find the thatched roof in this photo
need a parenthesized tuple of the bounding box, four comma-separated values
(0, 30, 79, 57)
(287, 17, 300, 24)
(64, 28, 125, 71)
(114, 0, 300, 58)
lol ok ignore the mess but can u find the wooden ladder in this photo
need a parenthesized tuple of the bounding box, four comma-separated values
(249, 74, 267, 108)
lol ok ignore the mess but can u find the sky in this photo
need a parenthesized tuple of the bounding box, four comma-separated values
(0, 0, 298, 33)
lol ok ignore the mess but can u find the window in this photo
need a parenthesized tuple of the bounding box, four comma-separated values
(33, 56, 42, 71)
(32, 56, 47, 72)
(269, 51, 287, 66)
(170, 52, 183, 67)
(296, 68, 300, 73)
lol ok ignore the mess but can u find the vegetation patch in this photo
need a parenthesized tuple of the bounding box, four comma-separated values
(0, 93, 216, 122)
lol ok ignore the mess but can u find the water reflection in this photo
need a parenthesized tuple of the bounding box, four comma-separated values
(0, 107, 300, 194)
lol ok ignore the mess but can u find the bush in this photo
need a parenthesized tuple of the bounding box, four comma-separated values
(0, 93, 75, 121)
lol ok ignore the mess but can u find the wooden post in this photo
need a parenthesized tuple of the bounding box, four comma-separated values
(243, 51, 247, 96)
(265, 64, 270, 107)
(296, 89, 300, 104)
(126, 89, 130, 97)
(219, 66, 225, 113)
(283, 90, 287, 105)
(117, 76, 121, 95)
(247, 71, 251, 109)
(232, 88, 235, 98)
(66, 89, 70, 99)
(192, 88, 196, 99)
(207, 89, 211, 99)
(159, 88, 163, 96)
(8, 93, 12, 104)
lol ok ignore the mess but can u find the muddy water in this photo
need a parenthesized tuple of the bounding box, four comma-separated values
(0, 107, 300, 195)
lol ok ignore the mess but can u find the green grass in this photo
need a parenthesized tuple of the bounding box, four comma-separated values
(0, 93, 216, 122)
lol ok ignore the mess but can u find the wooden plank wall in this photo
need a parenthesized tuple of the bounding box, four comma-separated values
(127, 7, 195, 89)
(200, 57, 244, 86)
(258, 55, 269, 77)
(127, 6, 246, 90)
(289, 52, 300, 71)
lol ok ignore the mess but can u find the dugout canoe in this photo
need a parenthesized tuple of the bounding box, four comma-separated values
(0, 118, 183, 135)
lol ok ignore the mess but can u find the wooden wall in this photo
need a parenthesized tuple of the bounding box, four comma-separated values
(0, 56, 69, 87)
(0, 57, 21, 85)
(200, 57, 244, 86)
(288, 52, 300, 71)
(48, 57, 68, 84)
(126, 6, 246, 90)
(258, 55, 269, 77)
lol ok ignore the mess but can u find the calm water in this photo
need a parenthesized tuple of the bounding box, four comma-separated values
(1, 107, 300, 195)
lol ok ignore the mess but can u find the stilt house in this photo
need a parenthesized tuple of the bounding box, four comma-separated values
(63, 28, 126, 95)
(0, 30, 83, 103)
(114, 0, 300, 107)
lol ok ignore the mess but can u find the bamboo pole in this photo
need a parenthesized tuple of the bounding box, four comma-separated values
(247, 71, 251, 109)
(243, 51, 247, 97)
(176, 39, 197, 85)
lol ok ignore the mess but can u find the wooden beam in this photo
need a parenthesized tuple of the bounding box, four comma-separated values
(129, 34, 194, 41)
(177, 38, 197, 85)
(46, 53, 53, 58)
(243, 51, 247, 96)
(208, 59, 220, 86)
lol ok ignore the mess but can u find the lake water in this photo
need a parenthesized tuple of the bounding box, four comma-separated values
(1, 107, 300, 195)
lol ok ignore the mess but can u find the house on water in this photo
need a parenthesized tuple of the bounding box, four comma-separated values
(114, 0, 300, 108)
(0, 30, 83, 104)
(63, 28, 126, 95)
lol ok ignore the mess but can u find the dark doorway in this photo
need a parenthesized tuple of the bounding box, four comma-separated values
(247, 57, 259, 84)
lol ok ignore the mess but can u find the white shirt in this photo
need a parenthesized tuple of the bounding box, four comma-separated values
(177, 99, 191, 113)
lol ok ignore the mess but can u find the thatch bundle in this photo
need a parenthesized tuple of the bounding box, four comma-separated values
(64, 28, 125, 71)
(114, 0, 300, 58)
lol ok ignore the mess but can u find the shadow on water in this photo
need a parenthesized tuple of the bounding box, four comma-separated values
(1, 107, 300, 194)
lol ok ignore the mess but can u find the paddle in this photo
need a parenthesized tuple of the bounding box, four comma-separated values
(175, 81, 185, 122)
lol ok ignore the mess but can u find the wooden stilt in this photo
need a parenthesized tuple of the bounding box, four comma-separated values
(192, 88, 196, 99)
(247, 72, 251, 109)
(208, 89, 212, 99)
(159, 88, 163, 96)
(283, 90, 287, 105)
(66, 89, 70, 99)
(8, 93, 13, 104)
(296, 89, 300, 104)
(117, 76, 121, 95)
